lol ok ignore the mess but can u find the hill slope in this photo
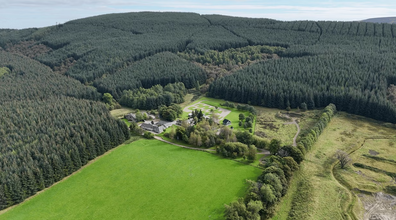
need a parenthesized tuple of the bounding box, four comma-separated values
(362, 17, 396, 24)
(1, 12, 396, 213)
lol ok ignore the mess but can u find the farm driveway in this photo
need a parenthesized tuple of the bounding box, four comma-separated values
(183, 101, 231, 120)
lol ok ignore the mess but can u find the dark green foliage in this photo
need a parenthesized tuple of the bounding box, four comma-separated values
(143, 132, 155, 139)
(236, 104, 257, 115)
(186, 25, 249, 53)
(217, 142, 257, 159)
(158, 104, 182, 121)
(119, 82, 187, 110)
(224, 197, 262, 220)
(34, 13, 210, 83)
(0, 51, 100, 102)
(279, 146, 304, 164)
(209, 54, 396, 122)
(298, 104, 336, 152)
(287, 177, 314, 220)
(269, 139, 281, 155)
(225, 154, 298, 219)
(353, 163, 396, 178)
(251, 136, 269, 149)
(385, 186, 396, 196)
(94, 52, 206, 99)
(179, 45, 284, 66)
(235, 131, 254, 146)
(221, 101, 236, 108)
(362, 154, 396, 164)
(0, 97, 129, 210)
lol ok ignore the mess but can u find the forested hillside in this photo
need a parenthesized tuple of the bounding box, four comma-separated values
(2, 11, 396, 212)
(0, 51, 129, 209)
(3, 12, 396, 125)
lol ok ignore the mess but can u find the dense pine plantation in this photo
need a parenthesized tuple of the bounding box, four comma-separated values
(119, 82, 187, 110)
(94, 52, 206, 99)
(0, 51, 129, 209)
(0, 51, 100, 102)
(3, 12, 396, 124)
(204, 16, 396, 123)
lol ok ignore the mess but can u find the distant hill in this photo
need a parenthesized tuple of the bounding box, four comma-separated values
(362, 17, 396, 24)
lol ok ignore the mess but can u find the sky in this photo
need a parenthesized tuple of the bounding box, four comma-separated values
(1, 0, 396, 29)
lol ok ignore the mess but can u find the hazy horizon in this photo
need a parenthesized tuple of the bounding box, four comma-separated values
(1, 0, 396, 29)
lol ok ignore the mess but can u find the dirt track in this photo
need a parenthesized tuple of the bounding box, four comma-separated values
(183, 101, 231, 120)
(360, 192, 396, 220)
(283, 116, 301, 147)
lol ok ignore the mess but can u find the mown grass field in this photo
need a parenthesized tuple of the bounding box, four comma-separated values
(272, 112, 396, 220)
(0, 139, 261, 220)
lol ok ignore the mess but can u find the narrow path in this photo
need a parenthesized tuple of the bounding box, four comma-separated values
(154, 136, 216, 152)
(284, 118, 301, 147)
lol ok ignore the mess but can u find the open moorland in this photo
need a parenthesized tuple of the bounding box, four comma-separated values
(0, 139, 261, 220)
(272, 113, 396, 220)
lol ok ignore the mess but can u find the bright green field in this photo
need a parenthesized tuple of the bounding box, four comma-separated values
(0, 139, 261, 220)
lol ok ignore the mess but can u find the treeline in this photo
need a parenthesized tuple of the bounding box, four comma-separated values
(0, 97, 130, 210)
(209, 54, 396, 123)
(119, 82, 187, 110)
(298, 104, 337, 152)
(225, 156, 299, 219)
(225, 104, 336, 219)
(94, 52, 206, 99)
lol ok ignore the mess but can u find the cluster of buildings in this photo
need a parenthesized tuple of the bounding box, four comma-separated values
(124, 111, 231, 134)
(124, 113, 174, 134)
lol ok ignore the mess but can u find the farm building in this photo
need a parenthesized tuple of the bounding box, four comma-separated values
(140, 123, 165, 133)
(125, 113, 136, 121)
(223, 119, 231, 126)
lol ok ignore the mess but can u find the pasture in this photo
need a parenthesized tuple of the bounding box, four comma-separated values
(0, 139, 261, 220)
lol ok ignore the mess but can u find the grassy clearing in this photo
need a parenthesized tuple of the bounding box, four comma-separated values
(0, 67, 10, 78)
(275, 112, 396, 220)
(254, 107, 320, 146)
(182, 97, 256, 133)
(179, 93, 195, 108)
(121, 118, 131, 126)
(0, 139, 262, 220)
(110, 106, 134, 118)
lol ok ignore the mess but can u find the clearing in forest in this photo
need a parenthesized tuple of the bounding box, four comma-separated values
(254, 107, 320, 146)
(182, 97, 256, 132)
(0, 139, 261, 220)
